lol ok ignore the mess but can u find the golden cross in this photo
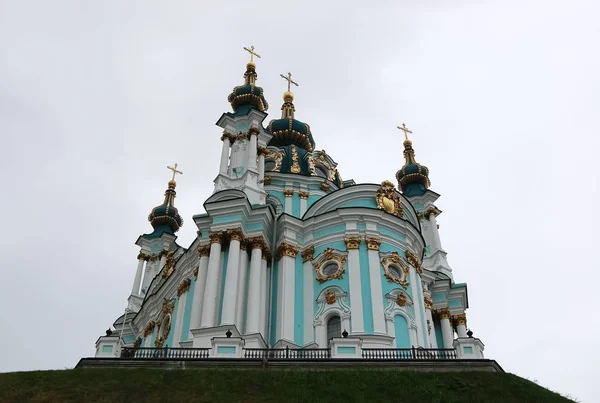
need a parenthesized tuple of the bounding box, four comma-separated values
(397, 123, 413, 141)
(167, 163, 183, 181)
(243, 45, 261, 63)
(280, 72, 299, 92)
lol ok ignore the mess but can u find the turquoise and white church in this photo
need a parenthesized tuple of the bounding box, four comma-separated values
(93, 48, 485, 360)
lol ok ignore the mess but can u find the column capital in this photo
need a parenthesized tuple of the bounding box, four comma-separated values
(257, 146, 268, 156)
(301, 246, 315, 262)
(209, 231, 224, 244)
(365, 237, 382, 251)
(248, 236, 266, 250)
(283, 189, 294, 197)
(452, 313, 467, 326)
(299, 191, 310, 199)
(193, 267, 199, 278)
(221, 131, 235, 142)
(197, 244, 211, 257)
(276, 242, 299, 260)
(405, 249, 423, 275)
(344, 236, 362, 250)
(227, 227, 245, 242)
(137, 252, 149, 261)
(262, 251, 272, 261)
(176, 278, 192, 297)
(424, 206, 441, 220)
(423, 296, 433, 310)
(248, 126, 260, 136)
(436, 307, 451, 319)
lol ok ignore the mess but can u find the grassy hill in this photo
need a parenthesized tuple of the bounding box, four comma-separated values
(0, 368, 572, 403)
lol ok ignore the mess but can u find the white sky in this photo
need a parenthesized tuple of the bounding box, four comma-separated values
(1, 1, 598, 401)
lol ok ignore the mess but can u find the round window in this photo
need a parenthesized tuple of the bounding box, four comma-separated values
(264, 160, 276, 171)
(388, 265, 402, 280)
(322, 262, 339, 277)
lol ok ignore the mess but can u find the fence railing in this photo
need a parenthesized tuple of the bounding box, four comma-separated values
(361, 347, 457, 360)
(244, 347, 330, 359)
(119, 346, 457, 360)
(120, 346, 210, 359)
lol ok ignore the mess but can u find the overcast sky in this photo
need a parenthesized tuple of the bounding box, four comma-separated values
(1, 0, 598, 401)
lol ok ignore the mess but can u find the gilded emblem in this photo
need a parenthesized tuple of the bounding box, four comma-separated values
(375, 180, 403, 217)
(396, 293, 407, 307)
(325, 289, 336, 304)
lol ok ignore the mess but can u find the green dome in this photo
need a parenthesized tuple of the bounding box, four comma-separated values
(148, 180, 183, 233)
(267, 92, 315, 151)
(396, 140, 430, 195)
(227, 63, 268, 114)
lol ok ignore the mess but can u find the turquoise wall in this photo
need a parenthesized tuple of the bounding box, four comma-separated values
(292, 194, 301, 218)
(294, 254, 304, 346)
(165, 298, 178, 348)
(314, 224, 345, 240)
(217, 249, 229, 325)
(377, 225, 407, 242)
(270, 261, 279, 346)
(213, 214, 243, 225)
(358, 242, 374, 333)
(123, 334, 136, 344)
(180, 278, 196, 341)
(339, 198, 377, 209)
(269, 190, 285, 211)
(306, 195, 320, 212)
(394, 315, 410, 348)
(434, 318, 444, 348)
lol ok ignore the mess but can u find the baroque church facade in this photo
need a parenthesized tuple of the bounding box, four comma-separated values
(94, 49, 484, 359)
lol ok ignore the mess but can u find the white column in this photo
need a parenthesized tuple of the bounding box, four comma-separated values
(258, 151, 265, 183)
(455, 313, 468, 338)
(427, 212, 443, 251)
(247, 130, 258, 171)
(299, 191, 309, 217)
(284, 189, 293, 215)
(201, 233, 223, 328)
(245, 238, 264, 334)
(302, 247, 315, 344)
(424, 296, 437, 348)
(141, 257, 153, 294)
(408, 268, 426, 347)
(277, 243, 298, 342)
(159, 251, 167, 275)
(220, 229, 243, 325)
(189, 247, 210, 334)
(220, 134, 231, 175)
(439, 309, 454, 348)
(235, 241, 249, 332)
(132, 256, 145, 295)
(173, 290, 187, 346)
(259, 256, 268, 338)
(344, 238, 364, 333)
(366, 238, 386, 334)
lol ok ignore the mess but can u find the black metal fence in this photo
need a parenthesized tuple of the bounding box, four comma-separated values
(361, 347, 457, 360)
(120, 346, 457, 360)
(121, 346, 210, 359)
(244, 347, 330, 359)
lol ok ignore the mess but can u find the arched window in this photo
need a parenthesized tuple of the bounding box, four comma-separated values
(327, 315, 342, 340)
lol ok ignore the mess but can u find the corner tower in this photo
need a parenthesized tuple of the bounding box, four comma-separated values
(213, 46, 272, 204)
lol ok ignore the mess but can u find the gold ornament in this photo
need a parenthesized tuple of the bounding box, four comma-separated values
(209, 231, 224, 244)
(320, 181, 330, 192)
(453, 313, 467, 326)
(396, 293, 407, 307)
(299, 191, 310, 199)
(290, 144, 301, 173)
(325, 290, 336, 304)
(375, 180, 403, 217)
(162, 252, 176, 279)
(227, 227, 244, 242)
(176, 278, 191, 296)
(283, 189, 295, 197)
(381, 253, 410, 288)
(276, 242, 299, 259)
(423, 296, 433, 310)
(301, 246, 315, 263)
(365, 237, 382, 251)
(197, 244, 210, 257)
(436, 307, 451, 319)
(405, 250, 423, 275)
(314, 248, 347, 283)
(143, 321, 156, 337)
(344, 236, 361, 250)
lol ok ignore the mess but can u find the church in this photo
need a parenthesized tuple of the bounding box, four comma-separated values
(93, 47, 485, 361)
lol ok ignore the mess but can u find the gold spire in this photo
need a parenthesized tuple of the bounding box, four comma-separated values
(397, 123, 413, 142)
(166, 163, 183, 187)
(243, 45, 261, 68)
(279, 72, 298, 118)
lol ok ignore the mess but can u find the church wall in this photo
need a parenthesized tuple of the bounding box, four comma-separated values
(293, 254, 304, 346)
(291, 193, 301, 218)
(165, 298, 179, 348)
(358, 242, 374, 334)
(180, 277, 196, 342)
(394, 315, 410, 348)
(217, 250, 229, 325)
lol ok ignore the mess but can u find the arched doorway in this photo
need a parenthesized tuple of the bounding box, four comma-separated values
(327, 315, 342, 340)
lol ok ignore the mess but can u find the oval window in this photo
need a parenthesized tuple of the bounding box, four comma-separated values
(388, 265, 402, 280)
(322, 262, 339, 277)
(264, 160, 276, 171)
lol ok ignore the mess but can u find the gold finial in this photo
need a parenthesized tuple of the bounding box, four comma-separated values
(243, 45, 261, 63)
(397, 123, 413, 141)
(280, 72, 299, 92)
(167, 163, 183, 182)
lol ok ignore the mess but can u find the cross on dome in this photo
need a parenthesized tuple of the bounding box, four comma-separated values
(397, 123, 413, 141)
(243, 45, 261, 63)
(167, 163, 183, 181)
(280, 72, 299, 92)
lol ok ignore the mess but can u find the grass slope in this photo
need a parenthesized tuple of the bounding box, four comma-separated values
(0, 368, 572, 403)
